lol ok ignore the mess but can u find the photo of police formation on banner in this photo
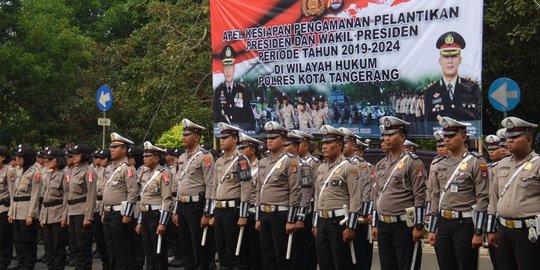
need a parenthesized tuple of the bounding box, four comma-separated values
(1, 111, 539, 270)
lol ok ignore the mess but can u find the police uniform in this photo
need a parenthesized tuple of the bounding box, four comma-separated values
(280, 98, 297, 130)
(297, 101, 313, 129)
(311, 104, 326, 129)
(256, 121, 301, 270)
(428, 117, 489, 270)
(174, 119, 215, 270)
(237, 133, 264, 270)
(136, 142, 173, 270)
(39, 149, 69, 269)
(484, 134, 502, 269)
(339, 127, 374, 270)
(424, 32, 481, 122)
(91, 149, 110, 269)
(210, 123, 251, 269)
(425, 130, 446, 221)
(213, 45, 255, 130)
(65, 144, 97, 270)
(487, 117, 540, 269)
(8, 144, 42, 269)
(127, 146, 146, 270)
(288, 130, 319, 270)
(312, 126, 360, 270)
(0, 147, 13, 269)
(102, 133, 139, 270)
(372, 116, 426, 270)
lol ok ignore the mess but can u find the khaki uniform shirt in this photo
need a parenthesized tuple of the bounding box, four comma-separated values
(175, 147, 214, 199)
(373, 152, 426, 216)
(0, 165, 14, 214)
(298, 110, 313, 129)
(9, 164, 42, 220)
(93, 165, 106, 213)
(256, 152, 301, 207)
(488, 152, 540, 218)
(102, 157, 138, 207)
(298, 154, 319, 209)
(350, 155, 373, 204)
(40, 170, 68, 224)
(426, 156, 445, 207)
(211, 152, 251, 202)
(66, 163, 97, 220)
(139, 165, 173, 212)
(247, 158, 259, 205)
(430, 151, 489, 215)
(314, 155, 361, 212)
(167, 162, 178, 195)
(280, 104, 297, 130)
(311, 109, 325, 128)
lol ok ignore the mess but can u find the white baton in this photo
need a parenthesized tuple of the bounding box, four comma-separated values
(201, 226, 208, 246)
(235, 226, 245, 256)
(286, 232, 293, 260)
(157, 234, 162, 254)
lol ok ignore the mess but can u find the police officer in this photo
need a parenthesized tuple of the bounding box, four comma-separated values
(164, 147, 184, 268)
(92, 149, 110, 269)
(39, 148, 69, 269)
(486, 117, 540, 269)
(290, 130, 319, 270)
(496, 128, 509, 157)
(209, 123, 251, 269)
(339, 127, 373, 270)
(213, 45, 255, 130)
(134, 142, 173, 270)
(255, 121, 301, 270)
(426, 131, 448, 223)
(172, 119, 215, 270)
(297, 100, 313, 129)
(280, 96, 297, 130)
(65, 144, 96, 270)
(427, 117, 489, 270)
(404, 140, 419, 153)
(424, 31, 481, 122)
(312, 125, 360, 270)
(102, 133, 139, 270)
(237, 132, 264, 270)
(0, 146, 12, 270)
(127, 145, 145, 270)
(372, 116, 426, 270)
(8, 144, 41, 270)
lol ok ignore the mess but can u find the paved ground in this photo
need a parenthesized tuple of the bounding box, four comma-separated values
(16, 242, 494, 269)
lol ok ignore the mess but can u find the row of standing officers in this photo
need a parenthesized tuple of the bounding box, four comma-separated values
(0, 114, 538, 270)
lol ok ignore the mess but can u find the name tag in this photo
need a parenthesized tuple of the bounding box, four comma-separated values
(450, 183, 458, 193)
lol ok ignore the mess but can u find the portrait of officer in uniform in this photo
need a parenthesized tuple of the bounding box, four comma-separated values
(213, 45, 255, 131)
(424, 31, 481, 122)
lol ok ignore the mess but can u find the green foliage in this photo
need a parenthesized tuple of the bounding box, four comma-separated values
(156, 124, 184, 148)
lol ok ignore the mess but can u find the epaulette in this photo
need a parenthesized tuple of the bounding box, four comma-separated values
(286, 153, 294, 158)
(356, 156, 365, 163)
(236, 82, 246, 88)
(470, 152, 483, 158)
(424, 80, 437, 90)
(202, 149, 210, 155)
(430, 155, 445, 165)
(460, 77, 478, 84)
(347, 157, 357, 164)
(312, 157, 320, 163)
(488, 161, 498, 168)
(158, 167, 166, 173)
(408, 152, 419, 159)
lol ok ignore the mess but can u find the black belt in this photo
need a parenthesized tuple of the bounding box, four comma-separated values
(97, 195, 103, 200)
(43, 199, 63, 207)
(0, 199, 10, 207)
(13, 196, 31, 202)
(67, 197, 86, 205)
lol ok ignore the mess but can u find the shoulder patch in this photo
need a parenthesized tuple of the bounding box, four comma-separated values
(34, 172, 41, 183)
(88, 171, 94, 183)
(203, 155, 212, 168)
(290, 160, 298, 173)
(480, 162, 488, 178)
(414, 164, 424, 177)
(351, 168, 359, 177)
(127, 167, 134, 178)
(162, 172, 170, 185)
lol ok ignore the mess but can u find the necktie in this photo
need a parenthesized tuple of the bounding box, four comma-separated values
(447, 83, 453, 100)
(227, 86, 232, 94)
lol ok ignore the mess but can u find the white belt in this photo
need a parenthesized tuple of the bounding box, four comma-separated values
(140, 204, 161, 212)
(318, 209, 347, 219)
(260, 205, 289, 213)
(103, 205, 122, 212)
(214, 200, 236, 209)
(499, 217, 538, 229)
(178, 195, 200, 203)
(379, 213, 408, 223)
(440, 210, 473, 220)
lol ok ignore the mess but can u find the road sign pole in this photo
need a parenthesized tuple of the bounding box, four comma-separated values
(102, 111, 106, 149)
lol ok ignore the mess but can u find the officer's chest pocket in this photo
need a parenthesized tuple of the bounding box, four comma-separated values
(70, 179, 84, 194)
(19, 177, 31, 192)
(329, 174, 345, 188)
(189, 163, 201, 175)
(393, 171, 411, 190)
(0, 183, 5, 190)
(375, 170, 385, 185)
(518, 172, 540, 188)
(272, 170, 286, 183)
(496, 169, 510, 185)
(150, 180, 161, 194)
(454, 173, 471, 184)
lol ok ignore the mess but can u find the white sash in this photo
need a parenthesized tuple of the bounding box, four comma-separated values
(376, 154, 410, 207)
(217, 156, 239, 192)
(105, 163, 126, 188)
(260, 154, 289, 198)
(318, 159, 349, 199)
(140, 169, 162, 197)
(500, 156, 540, 197)
(176, 150, 202, 181)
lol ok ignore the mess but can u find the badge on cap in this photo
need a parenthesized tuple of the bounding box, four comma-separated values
(442, 119, 449, 128)
(383, 118, 391, 128)
(225, 47, 232, 58)
(321, 126, 328, 135)
(445, 33, 454, 45)
(506, 119, 514, 129)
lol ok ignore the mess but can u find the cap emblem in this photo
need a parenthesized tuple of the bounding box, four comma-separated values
(445, 34, 454, 45)
(383, 118, 391, 128)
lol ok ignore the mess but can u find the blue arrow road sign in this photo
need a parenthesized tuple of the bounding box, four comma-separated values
(488, 77, 520, 112)
(96, 85, 113, 112)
